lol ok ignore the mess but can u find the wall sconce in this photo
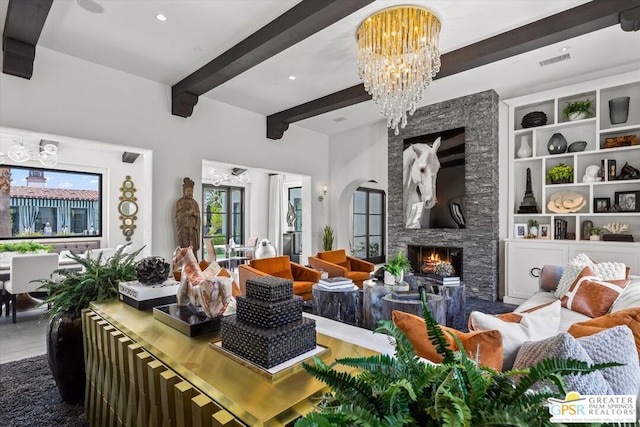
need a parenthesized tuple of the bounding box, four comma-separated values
(318, 186, 327, 202)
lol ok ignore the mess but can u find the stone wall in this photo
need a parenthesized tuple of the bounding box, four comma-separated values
(387, 90, 500, 300)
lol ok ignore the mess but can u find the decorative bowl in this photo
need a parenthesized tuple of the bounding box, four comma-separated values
(521, 111, 548, 128)
(567, 141, 587, 152)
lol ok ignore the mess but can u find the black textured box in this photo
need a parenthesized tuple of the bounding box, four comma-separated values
(245, 276, 293, 302)
(236, 295, 302, 329)
(221, 316, 316, 368)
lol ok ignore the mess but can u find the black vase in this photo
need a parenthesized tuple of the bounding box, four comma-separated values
(547, 133, 568, 154)
(47, 312, 85, 403)
(609, 97, 630, 125)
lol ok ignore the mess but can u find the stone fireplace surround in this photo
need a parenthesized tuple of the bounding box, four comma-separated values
(387, 90, 500, 300)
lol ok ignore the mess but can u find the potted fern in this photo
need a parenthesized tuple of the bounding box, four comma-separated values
(384, 251, 411, 285)
(563, 99, 593, 121)
(36, 244, 143, 403)
(296, 289, 617, 426)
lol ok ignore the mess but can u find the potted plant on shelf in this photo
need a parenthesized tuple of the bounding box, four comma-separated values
(589, 227, 603, 241)
(35, 244, 143, 403)
(384, 251, 411, 285)
(296, 290, 616, 426)
(322, 225, 334, 251)
(546, 163, 574, 184)
(563, 99, 593, 121)
(527, 219, 539, 237)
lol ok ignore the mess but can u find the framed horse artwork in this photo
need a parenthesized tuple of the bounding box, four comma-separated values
(403, 127, 466, 229)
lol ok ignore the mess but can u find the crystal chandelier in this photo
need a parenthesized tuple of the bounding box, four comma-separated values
(207, 167, 250, 186)
(357, 6, 441, 135)
(0, 137, 58, 167)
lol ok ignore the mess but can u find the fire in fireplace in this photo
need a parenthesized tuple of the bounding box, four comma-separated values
(407, 245, 463, 280)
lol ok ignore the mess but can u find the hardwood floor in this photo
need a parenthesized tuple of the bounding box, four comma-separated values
(0, 303, 48, 364)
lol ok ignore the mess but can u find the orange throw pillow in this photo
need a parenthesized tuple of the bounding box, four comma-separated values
(393, 310, 503, 371)
(568, 307, 640, 359)
(560, 267, 629, 318)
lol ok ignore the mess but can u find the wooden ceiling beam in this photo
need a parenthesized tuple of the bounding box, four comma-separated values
(171, 0, 374, 118)
(267, 0, 640, 139)
(2, 0, 53, 79)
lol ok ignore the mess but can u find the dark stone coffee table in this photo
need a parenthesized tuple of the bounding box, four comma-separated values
(381, 293, 446, 325)
(312, 284, 360, 326)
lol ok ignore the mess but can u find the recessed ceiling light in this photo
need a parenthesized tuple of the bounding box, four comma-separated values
(559, 46, 570, 52)
(156, 14, 167, 22)
(333, 117, 348, 123)
(76, 0, 104, 14)
(288, 75, 296, 80)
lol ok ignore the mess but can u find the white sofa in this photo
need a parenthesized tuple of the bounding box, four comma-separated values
(514, 273, 640, 331)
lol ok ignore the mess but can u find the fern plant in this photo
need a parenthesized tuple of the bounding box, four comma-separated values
(36, 244, 143, 317)
(297, 288, 619, 426)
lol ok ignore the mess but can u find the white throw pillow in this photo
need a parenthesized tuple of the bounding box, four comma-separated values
(554, 254, 626, 299)
(610, 276, 640, 312)
(469, 300, 561, 370)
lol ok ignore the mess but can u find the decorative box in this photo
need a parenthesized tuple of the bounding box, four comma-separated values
(245, 276, 293, 302)
(118, 279, 179, 310)
(235, 295, 302, 329)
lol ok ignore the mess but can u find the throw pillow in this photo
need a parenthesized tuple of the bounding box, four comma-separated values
(560, 266, 629, 318)
(576, 325, 640, 395)
(610, 277, 640, 312)
(554, 254, 626, 299)
(568, 307, 640, 359)
(468, 300, 561, 370)
(392, 310, 503, 371)
(513, 332, 613, 395)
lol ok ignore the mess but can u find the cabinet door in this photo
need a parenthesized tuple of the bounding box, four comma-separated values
(569, 243, 640, 275)
(505, 242, 568, 304)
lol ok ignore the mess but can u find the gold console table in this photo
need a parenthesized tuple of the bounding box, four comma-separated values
(84, 300, 379, 426)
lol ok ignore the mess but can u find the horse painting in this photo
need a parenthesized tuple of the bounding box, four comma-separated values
(403, 137, 441, 228)
(172, 246, 235, 318)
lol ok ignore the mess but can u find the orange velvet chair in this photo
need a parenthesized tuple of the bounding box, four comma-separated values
(238, 255, 321, 301)
(308, 249, 374, 288)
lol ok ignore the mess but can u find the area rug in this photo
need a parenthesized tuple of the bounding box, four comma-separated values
(0, 355, 88, 427)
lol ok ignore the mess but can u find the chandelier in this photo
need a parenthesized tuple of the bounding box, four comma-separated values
(207, 167, 250, 186)
(0, 137, 58, 167)
(357, 6, 441, 135)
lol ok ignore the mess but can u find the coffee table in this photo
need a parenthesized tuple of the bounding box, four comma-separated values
(312, 284, 360, 326)
(381, 293, 446, 325)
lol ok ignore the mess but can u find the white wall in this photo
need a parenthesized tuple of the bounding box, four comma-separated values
(0, 47, 329, 260)
(327, 120, 388, 253)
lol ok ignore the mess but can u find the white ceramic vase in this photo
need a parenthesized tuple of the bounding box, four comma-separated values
(590, 235, 601, 241)
(517, 135, 532, 158)
(383, 270, 404, 285)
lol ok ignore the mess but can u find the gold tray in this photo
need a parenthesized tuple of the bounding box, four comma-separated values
(209, 341, 330, 382)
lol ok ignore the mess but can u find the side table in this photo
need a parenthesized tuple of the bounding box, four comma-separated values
(381, 293, 446, 325)
(362, 279, 409, 330)
(428, 283, 466, 331)
(312, 284, 360, 326)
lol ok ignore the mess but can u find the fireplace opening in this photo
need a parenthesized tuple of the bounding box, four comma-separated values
(407, 245, 463, 280)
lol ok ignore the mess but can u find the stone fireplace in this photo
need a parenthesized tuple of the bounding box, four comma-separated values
(387, 90, 500, 300)
(407, 245, 463, 280)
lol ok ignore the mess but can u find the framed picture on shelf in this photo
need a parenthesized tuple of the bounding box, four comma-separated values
(514, 223, 528, 239)
(538, 224, 551, 239)
(615, 191, 640, 212)
(593, 197, 610, 213)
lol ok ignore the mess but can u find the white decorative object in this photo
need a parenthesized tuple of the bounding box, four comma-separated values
(602, 223, 629, 234)
(547, 191, 586, 213)
(582, 165, 602, 183)
(590, 235, 601, 241)
(517, 135, 532, 158)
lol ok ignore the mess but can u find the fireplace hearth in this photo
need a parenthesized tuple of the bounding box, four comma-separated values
(407, 245, 463, 280)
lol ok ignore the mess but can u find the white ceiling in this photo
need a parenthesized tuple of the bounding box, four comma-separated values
(2, 0, 639, 136)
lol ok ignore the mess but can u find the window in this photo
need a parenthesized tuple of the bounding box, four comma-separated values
(0, 165, 102, 239)
(288, 187, 302, 232)
(202, 185, 245, 259)
(352, 187, 385, 264)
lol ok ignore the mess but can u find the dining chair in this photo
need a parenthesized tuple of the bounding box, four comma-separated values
(85, 247, 116, 261)
(4, 253, 59, 323)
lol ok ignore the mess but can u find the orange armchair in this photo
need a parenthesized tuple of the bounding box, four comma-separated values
(308, 249, 374, 288)
(238, 255, 320, 301)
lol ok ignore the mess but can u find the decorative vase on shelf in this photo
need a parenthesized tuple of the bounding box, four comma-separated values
(517, 135, 532, 158)
(582, 220, 593, 241)
(590, 235, 601, 241)
(609, 96, 630, 125)
(547, 133, 568, 154)
(568, 112, 588, 121)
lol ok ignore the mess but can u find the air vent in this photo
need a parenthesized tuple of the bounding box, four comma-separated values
(231, 167, 247, 176)
(539, 53, 571, 67)
(332, 117, 348, 122)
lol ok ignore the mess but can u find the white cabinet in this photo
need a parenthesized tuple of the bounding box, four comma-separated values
(505, 239, 640, 304)
(505, 241, 567, 304)
(504, 73, 640, 303)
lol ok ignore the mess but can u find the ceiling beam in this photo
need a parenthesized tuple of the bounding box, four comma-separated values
(2, 0, 53, 79)
(171, 0, 374, 118)
(267, 0, 640, 139)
